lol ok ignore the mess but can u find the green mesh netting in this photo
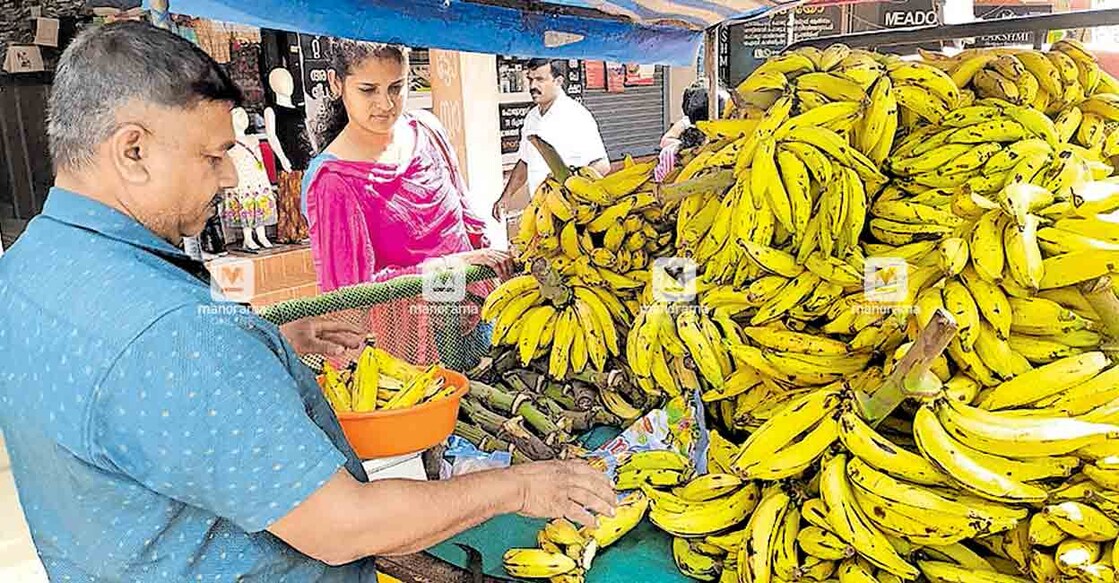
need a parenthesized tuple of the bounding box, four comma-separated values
(257, 266, 499, 373)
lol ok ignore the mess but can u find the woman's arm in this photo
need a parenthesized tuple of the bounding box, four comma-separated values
(660, 117, 690, 149)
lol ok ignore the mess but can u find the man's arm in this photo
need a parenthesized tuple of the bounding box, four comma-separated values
(493, 160, 527, 220)
(269, 460, 615, 566)
(590, 158, 611, 177)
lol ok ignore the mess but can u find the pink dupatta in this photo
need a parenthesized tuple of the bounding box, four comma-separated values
(305, 113, 495, 365)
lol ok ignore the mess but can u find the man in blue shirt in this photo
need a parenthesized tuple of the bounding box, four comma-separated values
(0, 21, 614, 581)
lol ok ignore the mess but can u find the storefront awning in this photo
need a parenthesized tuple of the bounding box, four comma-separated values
(150, 0, 803, 66)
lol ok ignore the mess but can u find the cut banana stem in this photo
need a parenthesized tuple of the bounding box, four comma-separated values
(1082, 276, 1119, 344)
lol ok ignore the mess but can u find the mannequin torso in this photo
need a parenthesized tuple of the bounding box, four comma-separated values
(223, 107, 277, 250)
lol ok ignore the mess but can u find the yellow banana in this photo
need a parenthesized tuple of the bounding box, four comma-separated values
(913, 406, 1048, 504)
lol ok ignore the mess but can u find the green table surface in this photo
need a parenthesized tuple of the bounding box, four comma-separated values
(428, 427, 693, 582)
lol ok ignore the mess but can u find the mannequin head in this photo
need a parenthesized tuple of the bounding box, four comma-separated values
(268, 68, 295, 108)
(231, 107, 250, 138)
(311, 38, 408, 152)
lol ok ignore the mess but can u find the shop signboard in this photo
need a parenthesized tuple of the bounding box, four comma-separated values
(563, 59, 586, 102)
(298, 33, 331, 104)
(297, 33, 332, 152)
(849, 0, 941, 53)
(499, 101, 534, 155)
(792, 4, 842, 43)
(971, 3, 1053, 47)
(726, 12, 790, 88)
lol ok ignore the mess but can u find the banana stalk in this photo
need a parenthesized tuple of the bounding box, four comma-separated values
(560, 407, 621, 433)
(502, 369, 543, 395)
(461, 397, 556, 460)
(1082, 276, 1119, 347)
(492, 348, 524, 376)
(542, 380, 581, 411)
(454, 420, 524, 461)
(528, 135, 572, 182)
(859, 309, 959, 424)
(658, 169, 737, 203)
(530, 258, 573, 305)
(569, 381, 599, 412)
(467, 380, 567, 444)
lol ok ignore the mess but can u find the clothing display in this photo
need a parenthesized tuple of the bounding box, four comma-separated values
(272, 105, 313, 170)
(258, 139, 278, 183)
(228, 39, 265, 108)
(259, 29, 306, 108)
(276, 170, 309, 243)
(191, 18, 231, 63)
(221, 141, 278, 234)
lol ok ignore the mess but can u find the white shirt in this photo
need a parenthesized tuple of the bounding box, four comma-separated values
(518, 92, 609, 196)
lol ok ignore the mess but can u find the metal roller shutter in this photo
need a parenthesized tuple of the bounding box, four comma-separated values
(582, 67, 666, 160)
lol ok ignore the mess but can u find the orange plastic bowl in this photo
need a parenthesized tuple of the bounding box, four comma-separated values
(335, 369, 469, 459)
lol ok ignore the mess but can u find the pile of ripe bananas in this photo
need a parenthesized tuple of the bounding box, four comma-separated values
(482, 39, 1119, 583)
(317, 342, 451, 413)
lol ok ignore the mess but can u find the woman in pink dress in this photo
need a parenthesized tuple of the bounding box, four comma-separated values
(302, 39, 513, 367)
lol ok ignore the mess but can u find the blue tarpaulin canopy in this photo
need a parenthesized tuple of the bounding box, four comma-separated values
(152, 0, 802, 66)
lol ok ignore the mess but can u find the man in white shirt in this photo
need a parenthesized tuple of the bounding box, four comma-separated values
(492, 59, 610, 220)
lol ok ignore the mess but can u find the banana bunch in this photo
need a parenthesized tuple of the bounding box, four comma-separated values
(481, 272, 626, 378)
(502, 491, 649, 581)
(515, 163, 672, 286)
(316, 345, 452, 413)
(644, 382, 1119, 583)
(625, 304, 734, 399)
(927, 41, 1115, 112)
(613, 449, 693, 491)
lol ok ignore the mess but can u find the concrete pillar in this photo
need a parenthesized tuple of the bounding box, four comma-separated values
(667, 66, 699, 125)
(430, 50, 507, 250)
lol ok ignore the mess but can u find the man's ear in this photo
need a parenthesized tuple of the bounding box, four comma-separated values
(108, 123, 151, 185)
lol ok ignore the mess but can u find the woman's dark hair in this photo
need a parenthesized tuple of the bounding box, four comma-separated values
(679, 127, 706, 150)
(310, 38, 408, 154)
(681, 82, 728, 124)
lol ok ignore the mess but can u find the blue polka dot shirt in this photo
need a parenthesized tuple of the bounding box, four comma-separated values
(0, 188, 374, 581)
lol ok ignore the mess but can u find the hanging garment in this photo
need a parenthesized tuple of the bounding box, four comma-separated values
(258, 139, 278, 184)
(275, 170, 308, 244)
(227, 39, 265, 109)
(272, 105, 313, 171)
(221, 141, 278, 233)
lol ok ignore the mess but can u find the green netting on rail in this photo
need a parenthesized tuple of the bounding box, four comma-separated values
(257, 266, 500, 373)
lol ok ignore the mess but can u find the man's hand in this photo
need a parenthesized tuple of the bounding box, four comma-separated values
(456, 248, 517, 281)
(508, 460, 617, 528)
(280, 317, 364, 356)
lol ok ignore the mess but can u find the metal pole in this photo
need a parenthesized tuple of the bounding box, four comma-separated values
(705, 26, 720, 119)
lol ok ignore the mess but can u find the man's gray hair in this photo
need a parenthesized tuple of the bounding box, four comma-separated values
(48, 20, 242, 171)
